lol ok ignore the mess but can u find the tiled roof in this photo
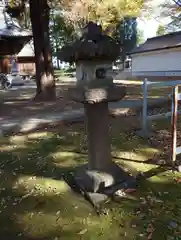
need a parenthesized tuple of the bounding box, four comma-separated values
(0, 5, 32, 38)
(0, 25, 32, 37)
(130, 31, 181, 55)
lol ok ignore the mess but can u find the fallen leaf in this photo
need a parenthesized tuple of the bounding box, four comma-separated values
(147, 223, 154, 233)
(78, 229, 87, 235)
(175, 178, 181, 183)
(56, 211, 60, 216)
(115, 190, 126, 197)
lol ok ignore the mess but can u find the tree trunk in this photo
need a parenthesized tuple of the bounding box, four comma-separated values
(52, 15, 60, 69)
(29, 0, 56, 101)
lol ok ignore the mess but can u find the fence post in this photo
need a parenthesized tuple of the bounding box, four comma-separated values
(136, 78, 150, 138)
(136, 79, 181, 139)
(171, 85, 178, 165)
(171, 93, 174, 125)
(142, 78, 148, 135)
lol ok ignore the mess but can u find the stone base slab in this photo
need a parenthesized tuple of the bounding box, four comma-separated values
(74, 163, 134, 193)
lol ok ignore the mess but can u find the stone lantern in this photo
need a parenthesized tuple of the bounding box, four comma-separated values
(58, 22, 129, 201)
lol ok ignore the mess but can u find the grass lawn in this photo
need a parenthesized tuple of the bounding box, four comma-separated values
(1, 115, 181, 240)
(1, 80, 181, 239)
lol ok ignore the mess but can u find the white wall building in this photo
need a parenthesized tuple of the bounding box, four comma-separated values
(130, 31, 181, 75)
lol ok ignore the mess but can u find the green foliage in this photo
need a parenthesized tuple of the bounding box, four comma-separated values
(62, 0, 148, 32)
(50, 12, 77, 55)
(8, 0, 149, 62)
(114, 17, 138, 61)
(156, 24, 166, 36)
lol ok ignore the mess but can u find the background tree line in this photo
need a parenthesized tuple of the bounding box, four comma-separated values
(6, 0, 151, 100)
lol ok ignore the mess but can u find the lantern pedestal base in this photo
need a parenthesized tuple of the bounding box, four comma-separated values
(74, 163, 134, 194)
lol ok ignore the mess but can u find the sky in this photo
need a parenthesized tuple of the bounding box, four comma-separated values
(138, 18, 159, 39)
(137, 0, 172, 39)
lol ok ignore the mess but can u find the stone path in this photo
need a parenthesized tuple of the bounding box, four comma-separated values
(0, 97, 168, 136)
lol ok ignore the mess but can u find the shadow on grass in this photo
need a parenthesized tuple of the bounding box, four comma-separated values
(0, 122, 181, 239)
(0, 134, 89, 239)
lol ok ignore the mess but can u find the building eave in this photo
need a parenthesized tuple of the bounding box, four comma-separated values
(130, 44, 181, 55)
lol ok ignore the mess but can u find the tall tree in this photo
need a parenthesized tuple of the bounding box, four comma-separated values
(29, 0, 55, 100)
(61, 0, 150, 62)
(7, 0, 56, 100)
(8, 0, 150, 99)
(114, 17, 138, 61)
(173, 0, 181, 6)
(62, 0, 150, 35)
(166, 14, 181, 32)
(50, 12, 76, 56)
(159, 0, 181, 19)
(137, 28, 145, 45)
(159, 0, 181, 33)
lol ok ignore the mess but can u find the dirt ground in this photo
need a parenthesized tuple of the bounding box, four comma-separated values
(0, 79, 178, 162)
(0, 81, 174, 122)
(0, 83, 82, 121)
